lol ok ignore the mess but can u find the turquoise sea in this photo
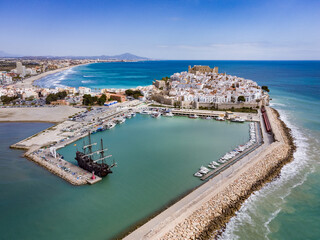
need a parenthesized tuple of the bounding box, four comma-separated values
(0, 117, 249, 240)
(1, 61, 320, 239)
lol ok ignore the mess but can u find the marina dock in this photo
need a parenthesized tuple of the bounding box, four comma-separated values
(11, 100, 144, 185)
(200, 121, 263, 180)
(124, 107, 282, 240)
(11, 102, 264, 186)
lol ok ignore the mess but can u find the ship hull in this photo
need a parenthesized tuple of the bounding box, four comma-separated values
(75, 151, 112, 177)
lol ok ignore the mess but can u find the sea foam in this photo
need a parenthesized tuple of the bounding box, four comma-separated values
(217, 107, 314, 240)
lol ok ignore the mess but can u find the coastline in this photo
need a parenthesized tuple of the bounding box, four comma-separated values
(124, 107, 296, 240)
(11, 63, 91, 89)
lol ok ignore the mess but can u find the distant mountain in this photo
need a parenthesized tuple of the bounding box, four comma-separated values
(79, 53, 149, 60)
(0, 52, 149, 60)
(0, 51, 21, 57)
(107, 53, 148, 60)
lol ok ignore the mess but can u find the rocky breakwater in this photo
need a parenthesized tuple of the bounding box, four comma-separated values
(161, 107, 296, 240)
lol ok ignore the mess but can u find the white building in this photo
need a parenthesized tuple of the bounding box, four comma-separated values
(16, 62, 26, 77)
(0, 72, 13, 85)
(78, 87, 91, 95)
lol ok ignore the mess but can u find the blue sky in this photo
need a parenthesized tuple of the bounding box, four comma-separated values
(0, 0, 319, 59)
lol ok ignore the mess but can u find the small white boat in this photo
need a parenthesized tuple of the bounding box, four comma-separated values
(231, 117, 245, 123)
(189, 114, 199, 119)
(210, 161, 220, 167)
(199, 166, 210, 174)
(194, 172, 203, 177)
(208, 164, 217, 169)
(140, 110, 151, 115)
(205, 116, 212, 120)
(105, 122, 116, 129)
(216, 116, 225, 121)
(218, 158, 226, 163)
(151, 112, 161, 118)
(115, 117, 126, 124)
(163, 112, 174, 117)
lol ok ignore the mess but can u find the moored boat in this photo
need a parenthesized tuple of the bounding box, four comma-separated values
(75, 132, 116, 177)
(151, 112, 161, 118)
(189, 114, 199, 119)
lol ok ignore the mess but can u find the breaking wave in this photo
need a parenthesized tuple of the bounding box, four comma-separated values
(34, 68, 76, 89)
(217, 108, 315, 240)
(81, 80, 94, 84)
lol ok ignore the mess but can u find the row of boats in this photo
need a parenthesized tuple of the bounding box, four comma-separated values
(194, 122, 257, 178)
(141, 109, 245, 122)
(140, 110, 174, 118)
(91, 112, 136, 134)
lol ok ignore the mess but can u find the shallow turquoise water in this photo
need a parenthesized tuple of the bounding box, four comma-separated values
(4, 60, 320, 239)
(0, 117, 249, 240)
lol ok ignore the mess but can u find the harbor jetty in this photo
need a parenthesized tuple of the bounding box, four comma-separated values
(124, 106, 295, 240)
(10, 100, 144, 185)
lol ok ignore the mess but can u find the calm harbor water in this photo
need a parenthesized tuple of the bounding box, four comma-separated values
(0, 116, 249, 240)
(3, 60, 320, 239)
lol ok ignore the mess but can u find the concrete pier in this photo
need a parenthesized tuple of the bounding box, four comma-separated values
(10, 100, 143, 186)
(123, 107, 291, 240)
(200, 122, 262, 181)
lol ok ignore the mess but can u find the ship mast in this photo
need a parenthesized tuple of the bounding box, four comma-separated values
(83, 131, 96, 154)
(100, 139, 105, 162)
(88, 131, 93, 155)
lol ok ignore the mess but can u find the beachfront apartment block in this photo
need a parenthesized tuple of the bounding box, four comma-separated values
(0, 72, 13, 85)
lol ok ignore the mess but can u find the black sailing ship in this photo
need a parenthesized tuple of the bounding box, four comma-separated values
(75, 132, 116, 177)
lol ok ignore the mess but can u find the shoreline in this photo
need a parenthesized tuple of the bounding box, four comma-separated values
(168, 107, 295, 240)
(203, 109, 295, 239)
(123, 107, 295, 240)
(11, 63, 91, 89)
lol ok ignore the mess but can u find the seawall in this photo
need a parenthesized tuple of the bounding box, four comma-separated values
(162, 107, 295, 239)
(124, 107, 295, 240)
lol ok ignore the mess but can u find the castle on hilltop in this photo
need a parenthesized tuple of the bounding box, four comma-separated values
(188, 65, 218, 74)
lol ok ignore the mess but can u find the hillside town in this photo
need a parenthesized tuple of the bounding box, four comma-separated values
(0, 63, 269, 111)
(152, 65, 269, 109)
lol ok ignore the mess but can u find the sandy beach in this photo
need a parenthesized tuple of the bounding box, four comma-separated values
(12, 63, 90, 89)
(0, 106, 84, 122)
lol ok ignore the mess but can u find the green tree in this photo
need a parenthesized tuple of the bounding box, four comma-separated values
(238, 96, 245, 102)
(0, 95, 18, 104)
(262, 86, 270, 92)
(45, 91, 67, 104)
(97, 94, 107, 106)
(125, 89, 143, 99)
